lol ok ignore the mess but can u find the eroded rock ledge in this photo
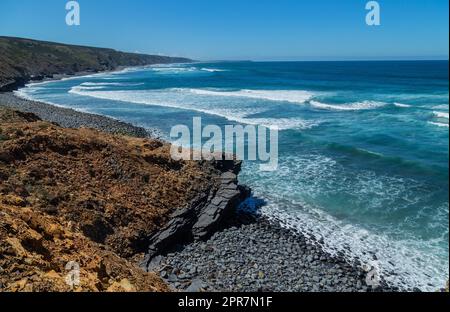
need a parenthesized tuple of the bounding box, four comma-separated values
(143, 162, 251, 271)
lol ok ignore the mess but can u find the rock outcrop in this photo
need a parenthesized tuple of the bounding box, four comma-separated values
(0, 108, 249, 292)
(143, 164, 251, 271)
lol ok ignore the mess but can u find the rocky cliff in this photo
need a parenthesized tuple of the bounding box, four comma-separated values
(0, 36, 191, 92)
(0, 108, 248, 292)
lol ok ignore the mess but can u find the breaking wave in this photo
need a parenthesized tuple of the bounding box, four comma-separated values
(69, 86, 317, 130)
(310, 100, 387, 111)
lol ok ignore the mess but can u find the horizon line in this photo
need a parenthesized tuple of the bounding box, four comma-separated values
(2, 35, 448, 63)
(200, 58, 449, 63)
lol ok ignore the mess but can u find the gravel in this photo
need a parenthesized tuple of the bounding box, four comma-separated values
(0, 92, 158, 138)
(154, 215, 396, 292)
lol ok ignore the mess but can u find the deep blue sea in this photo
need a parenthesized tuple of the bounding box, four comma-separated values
(17, 61, 449, 291)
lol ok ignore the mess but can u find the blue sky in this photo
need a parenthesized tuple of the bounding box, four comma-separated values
(0, 0, 448, 60)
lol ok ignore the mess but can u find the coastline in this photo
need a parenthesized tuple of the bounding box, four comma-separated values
(0, 36, 192, 92)
(0, 90, 396, 292)
(0, 92, 155, 138)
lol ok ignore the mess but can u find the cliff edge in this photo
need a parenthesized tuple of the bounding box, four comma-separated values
(0, 108, 247, 292)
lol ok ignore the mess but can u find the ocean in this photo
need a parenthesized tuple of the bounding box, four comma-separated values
(16, 60, 449, 291)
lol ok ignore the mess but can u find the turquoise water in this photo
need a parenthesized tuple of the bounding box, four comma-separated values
(17, 61, 449, 290)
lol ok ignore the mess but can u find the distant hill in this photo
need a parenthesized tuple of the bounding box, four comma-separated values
(0, 36, 192, 91)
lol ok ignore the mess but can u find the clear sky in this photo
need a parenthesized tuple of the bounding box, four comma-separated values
(0, 0, 448, 61)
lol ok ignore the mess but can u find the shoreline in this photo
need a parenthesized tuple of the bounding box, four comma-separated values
(3, 62, 190, 137)
(16, 64, 167, 87)
(8, 62, 195, 90)
(152, 212, 397, 292)
(0, 92, 157, 138)
(0, 91, 397, 292)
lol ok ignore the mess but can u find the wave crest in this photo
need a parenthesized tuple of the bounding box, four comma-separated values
(433, 111, 449, 119)
(68, 87, 317, 130)
(310, 100, 386, 111)
(185, 88, 315, 104)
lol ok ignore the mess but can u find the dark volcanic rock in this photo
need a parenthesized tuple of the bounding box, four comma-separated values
(154, 215, 398, 292)
(142, 159, 251, 270)
(192, 171, 243, 240)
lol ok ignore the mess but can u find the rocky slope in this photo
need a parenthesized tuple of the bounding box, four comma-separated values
(0, 36, 191, 92)
(0, 108, 247, 292)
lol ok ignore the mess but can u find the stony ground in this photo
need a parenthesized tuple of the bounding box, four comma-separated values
(152, 215, 396, 292)
(0, 93, 158, 138)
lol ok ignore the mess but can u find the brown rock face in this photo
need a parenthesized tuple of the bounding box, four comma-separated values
(0, 108, 226, 292)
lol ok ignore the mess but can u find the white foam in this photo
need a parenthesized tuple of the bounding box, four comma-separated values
(21, 78, 84, 88)
(186, 88, 315, 104)
(428, 121, 449, 128)
(13, 89, 73, 109)
(433, 111, 449, 119)
(68, 87, 317, 130)
(149, 66, 207, 75)
(241, 155, 449, 292)
(394, 102, 412, 108)
(310, 100, 386, 111)
(80, 82, 144, 87)
(74, 86, 105, 91)
(109, 66, 152, 75)
(150, 66, 227, 74)
(151, 67, 196, 72)
(200, 68, 227, 72)
(13, 89, 34, 101)
(17, 69, 134, 89)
